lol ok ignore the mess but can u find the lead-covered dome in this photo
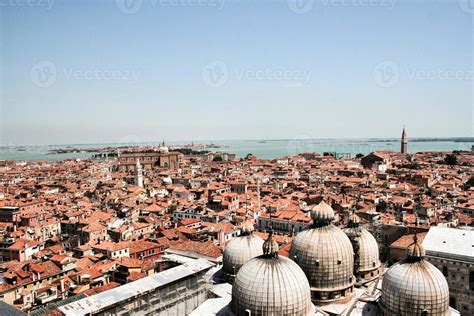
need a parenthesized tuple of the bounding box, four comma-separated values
(380, 237, 450, 316)
(344, 213, 381, 284)
(222, 219, 264, 282)
(232, 232, 314, 316)
(290, 200, 355, 302)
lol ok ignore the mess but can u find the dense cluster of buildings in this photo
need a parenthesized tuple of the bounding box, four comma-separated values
(0, 133, 473, 315)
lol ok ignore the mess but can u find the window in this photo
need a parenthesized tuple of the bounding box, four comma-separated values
(449, 296, 456, 308)
(469, 271, 474, 291)
(442, 266, 448, 277)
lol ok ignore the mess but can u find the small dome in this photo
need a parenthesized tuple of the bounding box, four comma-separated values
(232, 249, 314, 315)
(381, 259, 449, 315)
(344, 224, 381, 284)
(311, 200, 335, 223)
(222, 234, 264, 279)
(162, 176, 172, 184)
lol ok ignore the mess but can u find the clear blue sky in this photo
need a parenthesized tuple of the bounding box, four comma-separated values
(1, 0, 472, 145)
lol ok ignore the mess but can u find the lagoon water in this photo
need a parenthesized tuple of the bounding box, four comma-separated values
(1, 139, 472, 162)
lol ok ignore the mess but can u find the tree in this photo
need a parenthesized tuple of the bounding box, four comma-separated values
(213, 156, 223, 162)
(444, 154, 458, 166)
(245, 153, 254, 160)
(355, 153, 364, 159)
(465, 176, 474, 189)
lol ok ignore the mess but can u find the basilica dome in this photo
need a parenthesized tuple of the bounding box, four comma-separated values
(380, 237, 450, 316)
(222, 219, 264, 282)
(344, 213, 381, 284)
(290, 201, 355, 302)
(231, 232, 314, 316)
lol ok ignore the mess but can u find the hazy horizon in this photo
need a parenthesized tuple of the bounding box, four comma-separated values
(1, 0, 473, 145)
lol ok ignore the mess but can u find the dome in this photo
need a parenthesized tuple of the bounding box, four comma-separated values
(344, 213, 381, 284)
(290, 201, 355, 302)
(381, 239, 450, 316)
(162, 176, 172, 185)
(232, 232, 314, 316)
(222, 231, 264, 281)
(159, 146, 169, 153)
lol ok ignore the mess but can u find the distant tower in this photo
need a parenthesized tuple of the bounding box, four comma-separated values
(401, 126, 408, 154)
(135, 159, 143, 188)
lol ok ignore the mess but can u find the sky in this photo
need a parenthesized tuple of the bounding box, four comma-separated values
(0, 0, 473, 145)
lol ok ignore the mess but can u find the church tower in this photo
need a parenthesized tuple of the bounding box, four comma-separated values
(401, 126, 408, 154)
(135, 159, 143, 188)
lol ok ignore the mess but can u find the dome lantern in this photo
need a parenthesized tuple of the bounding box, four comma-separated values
(310, 200, 335, 226)
(262, 230, 279, 257)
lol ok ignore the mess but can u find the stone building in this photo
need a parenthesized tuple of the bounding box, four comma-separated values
(423, 227, 474, 316)
(117, 151, 182, 172)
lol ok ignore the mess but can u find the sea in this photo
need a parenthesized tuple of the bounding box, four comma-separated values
(0, 139, 472, 162)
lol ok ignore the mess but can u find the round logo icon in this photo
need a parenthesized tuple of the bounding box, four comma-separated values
(286, 134, 315, 157)
(458, 0, 474, 14)
(373, 60, 400, 88)
(30, 61, 57, 88)
(116, 0, 142, 14)
(201, 61, 229, 88)
(287, 0, 314, 14)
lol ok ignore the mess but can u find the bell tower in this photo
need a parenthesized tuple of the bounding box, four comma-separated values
(135, 159, 143, 188)
(401, 126, 408, 154)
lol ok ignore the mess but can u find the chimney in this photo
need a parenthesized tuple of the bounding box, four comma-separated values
(59, 279, 65, 293)
(218, 230, 226, 249)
